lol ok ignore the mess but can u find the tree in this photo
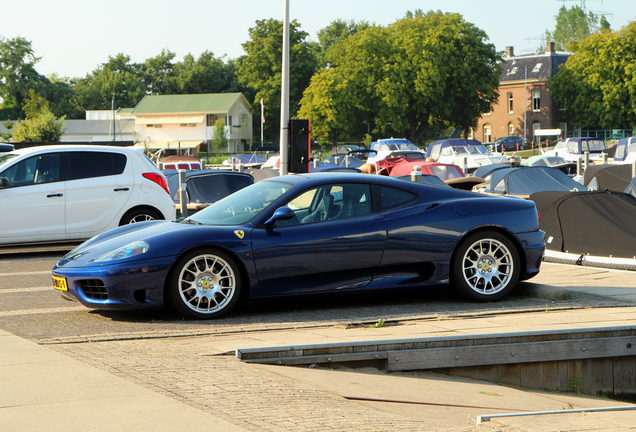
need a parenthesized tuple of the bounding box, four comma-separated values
(238, 19, 319, 144)
(142, 49, 177, 94)
(545, 5, 600, 52)
(172, 51, 242, 95)
(316, 19, 369, 67)
(210, 118, 228, 155)
(0, 36, 48, 118)
(549, 22, 636, 130)
(298, 11, 502, 144)
(12, 89, 65, 142)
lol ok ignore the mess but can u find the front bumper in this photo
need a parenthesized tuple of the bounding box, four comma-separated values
(52, 255, 178, 311)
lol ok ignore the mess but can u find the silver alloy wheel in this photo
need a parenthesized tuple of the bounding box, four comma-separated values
(461, 238, 514, 295)
(130, 214, 155, 223)
(177, 254, 236, 314)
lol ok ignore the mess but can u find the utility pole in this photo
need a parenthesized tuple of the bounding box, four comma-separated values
(279, 0, 290, 176)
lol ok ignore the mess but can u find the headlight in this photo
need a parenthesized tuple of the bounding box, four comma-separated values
(92, 241, 149, 263)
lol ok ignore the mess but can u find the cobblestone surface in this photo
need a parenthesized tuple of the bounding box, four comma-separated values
(52, 339, 435, 431)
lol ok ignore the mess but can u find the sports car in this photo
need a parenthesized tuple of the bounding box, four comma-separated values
(52, 173, 545, 319)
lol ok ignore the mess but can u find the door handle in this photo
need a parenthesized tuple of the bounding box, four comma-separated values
(114, 187, 130, 192)
(46, 193, 63, 198)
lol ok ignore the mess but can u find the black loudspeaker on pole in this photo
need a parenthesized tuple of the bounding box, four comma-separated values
(288, 119, 311, 173)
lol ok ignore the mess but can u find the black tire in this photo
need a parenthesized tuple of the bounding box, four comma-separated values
(119, 208, 162, 226)
(165, 249, 242, 319)
(450, 230, 520, 302)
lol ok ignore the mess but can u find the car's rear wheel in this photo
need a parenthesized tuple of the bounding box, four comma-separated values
(166, 249, 242, 319)
(450, 231, 520, 302)
(119, 208, 162, 225)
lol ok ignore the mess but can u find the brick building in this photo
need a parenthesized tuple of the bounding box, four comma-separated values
(473, 42, 572, 145)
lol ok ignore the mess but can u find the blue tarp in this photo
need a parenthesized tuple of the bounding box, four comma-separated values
(226, 154, 267, 165)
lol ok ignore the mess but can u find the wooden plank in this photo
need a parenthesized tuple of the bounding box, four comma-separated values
(569, 359, 591, 394)
(613, 356, 636, 396)
(498, 363, 521, 386)
(243, 351, 389, 366)
(520, 362, 544, 389)
(590, 358, 614, 396)
(387, 337, 636, 371)
(542, 361, 560, 391)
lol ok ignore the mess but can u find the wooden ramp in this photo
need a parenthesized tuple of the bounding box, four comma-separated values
(237, 325, 636, 397)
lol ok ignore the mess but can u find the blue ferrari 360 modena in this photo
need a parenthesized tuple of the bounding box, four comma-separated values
(52, 173, 545, 319)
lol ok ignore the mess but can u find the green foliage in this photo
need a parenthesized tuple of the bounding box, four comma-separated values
(545, 5, 600, 52)
(549, 22, 636, 129)
(299, 11, 502, 144)
(0, 119, 14, 140)
(210, 118, 228, 155)
(0, 36, 48, 118)
(12, 90, 65, 142)
(316, 19, 369, 67)
(238, 19, 319, 143)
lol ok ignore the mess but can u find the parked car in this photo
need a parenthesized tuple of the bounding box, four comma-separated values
(0, 145, 176, 246)
(52, 173, 545, 319)
(489, 136, 526, 153)
(0, 143, 14, 153)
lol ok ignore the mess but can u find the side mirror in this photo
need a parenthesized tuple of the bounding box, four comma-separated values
(263, 207, 294, 227)
(0, 178, 7, 189)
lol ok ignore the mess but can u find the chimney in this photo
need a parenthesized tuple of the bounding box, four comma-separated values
(506, 46, 514, 58)
(546, 41, 555, 54)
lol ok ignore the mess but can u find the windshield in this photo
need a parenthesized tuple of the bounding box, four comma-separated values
(188, 180, 293, 225)
(454, 145, 489, 156)
(0, 153, 19, 170)
(581, 140, 605, 152)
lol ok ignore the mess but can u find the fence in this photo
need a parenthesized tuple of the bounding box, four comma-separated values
(565, 130, 634, 141)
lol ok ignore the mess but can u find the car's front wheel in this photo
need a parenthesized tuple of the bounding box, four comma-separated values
(450, 231, 520, 302)
(166, 249, 242, 319)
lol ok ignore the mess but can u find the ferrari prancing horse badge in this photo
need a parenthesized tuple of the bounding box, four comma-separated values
(234, 230, 244, 239)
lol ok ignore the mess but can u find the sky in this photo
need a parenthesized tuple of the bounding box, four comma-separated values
(3, 0, 636, 79)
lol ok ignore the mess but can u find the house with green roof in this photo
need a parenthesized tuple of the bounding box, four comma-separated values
(130, 93, 253, 153)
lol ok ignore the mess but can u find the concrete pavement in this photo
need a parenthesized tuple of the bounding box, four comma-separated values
(2, 262, 636, 431)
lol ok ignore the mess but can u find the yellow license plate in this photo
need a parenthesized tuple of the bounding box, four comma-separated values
(52, 275, 68, 291)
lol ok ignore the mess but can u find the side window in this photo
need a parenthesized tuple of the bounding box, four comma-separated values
(0, 153, 60, 187)
(279, 183, 371, 226)
(67, 152, 126, 181)
(375, 185, 418, 211)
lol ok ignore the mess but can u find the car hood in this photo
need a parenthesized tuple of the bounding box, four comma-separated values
(55, 220, 252, 268)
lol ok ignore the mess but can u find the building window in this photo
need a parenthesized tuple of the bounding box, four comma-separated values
(532, 90, 541, 111)
(532, 63, 543, 73)
(180, 123, 197, 127)
(559, 122, 567, 138)
(483, 125, 492, 143)
(508, 123, 515, 136)
(242, 114, 248, 127)
(206, 114, 217, 126)
(147, 124, 162, 128)
(226, 115, 233, 126)
(507, 92, 513, 113)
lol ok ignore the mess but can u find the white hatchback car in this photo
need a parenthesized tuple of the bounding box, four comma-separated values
(0, 145, 176, 246)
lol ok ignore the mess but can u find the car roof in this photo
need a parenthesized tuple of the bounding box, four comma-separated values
(8, 145, 142, 156)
